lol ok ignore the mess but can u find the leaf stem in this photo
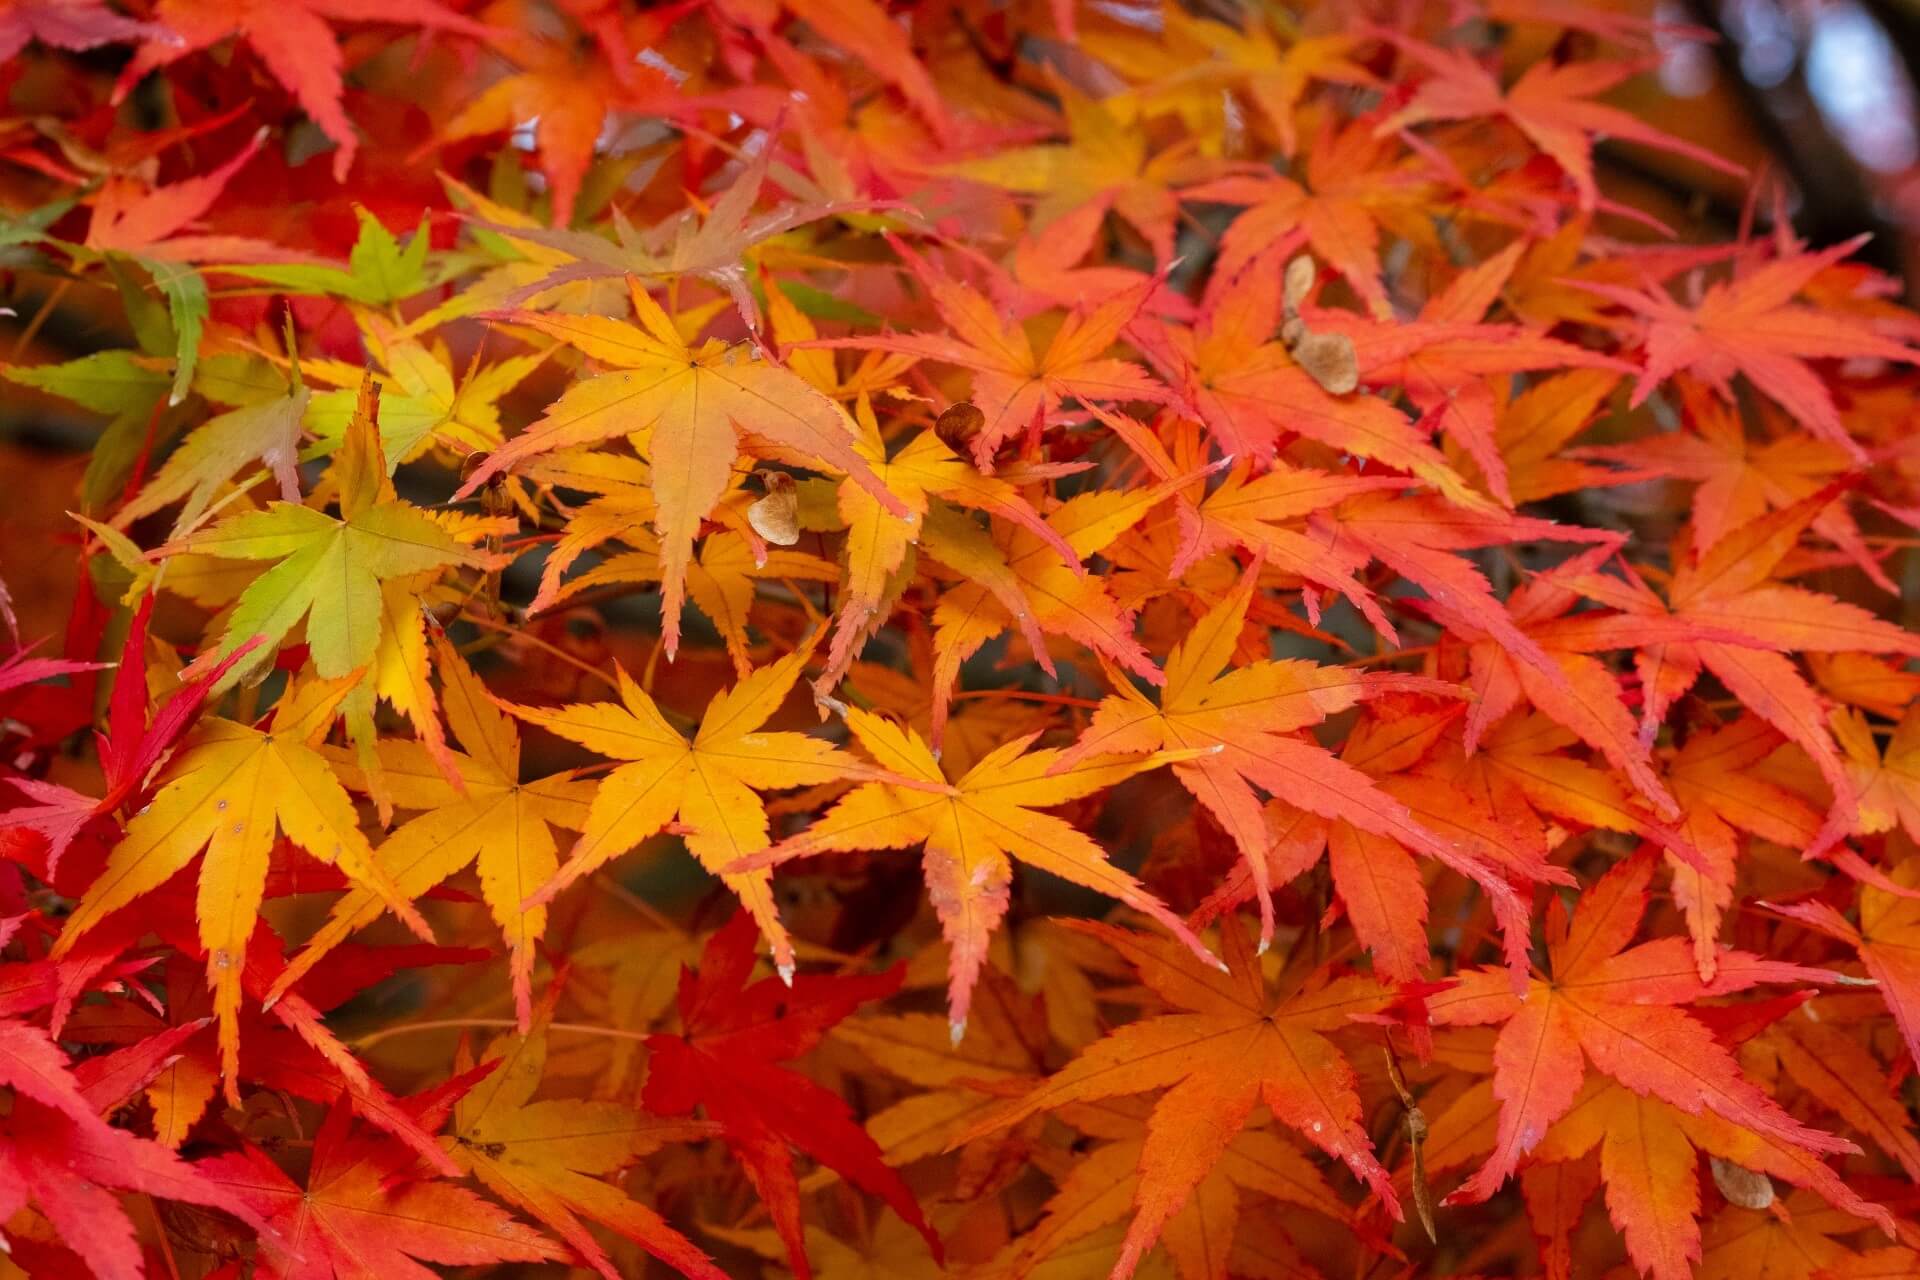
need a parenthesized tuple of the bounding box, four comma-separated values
(457, 608, 622, 694)
(950, 688, 1104, 709)
(351, 1017, 654, 1049)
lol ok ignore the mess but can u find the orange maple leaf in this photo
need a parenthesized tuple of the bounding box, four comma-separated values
(503, 639, 888, 977)
(955, 918, 1403, 1280)
(1376, 40, 1742, 211)
(808, 238, 1172, 467)
(1578, 238, 1919, 465)
(1430, 853, 1858, 1207)
(1054, 565, 1529, 966)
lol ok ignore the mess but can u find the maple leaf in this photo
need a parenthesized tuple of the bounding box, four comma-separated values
(644, 911, 940, 1280)
(1105, 407, 1399, 629)
(827, 965, 1054, 1169)
(1697, 1193, 1903, 1280)
(986, 201, 1191, 319)
(118, 0, 488, 181)
(1838, 704, 1920, 843)
(504, 638, 875, 977)
(67, 928, 477, 1169)
(71, 134, 285, 406)
(198, 1080, 566, 1278)
(440, 29, 683, 230)
(446, 1007, 727, 1280)
(0, 1017, 269, 1280)
(82, 130, 285, 265)
(51, 672, 433, 1096)
(1663, 715, 1823, 979)
(165, 379, 503, 683)
(0, 593, 256, 872)
(473, 144, 881, 330)
(1578, 237, 1919, 464)
(1522, 1076, 1893, 1280)
(1758, 1002, 1920, 1182)
(266, 635, 594, 1027)
(0, 348, 169, 509)
(1054, 565, 1528, 964)
(709, 1215, 949, 1280)
(1130, 251, 1483, 507)
(1329, 240, 1632, 505)
(941, 75, 1205, 264)
(1554, 484, 1920, 856)
(813, 395, 1074, 695)
(453, 279, 905, 655)
(1130, 13, 1378, 155)
(1183, 114, 1433, 314)
(1429, 852, 1859, 1208)
(541, 522, 838, 678)
(736, 706, 1217, 1036)
(1376, 39, 1742, 211)
(0, 0, 168, 62)
(1002, 1093, 1356, 1279)
(956, 918, 1402, 1280)
(1305, 495, 1620, 690)
(1194, 695, 1575, 988)
(779, 0, 952, 141)
(1445, 554, 1675, 819)
(1432, 709, 1708, 911)
(808, 239, 1171, 467)
(764, 272, 919, 400)
(1812, 651, 1920, 721)
(216, 206, 444, 310)
(918, 465, 1211, 742)
(112, 347, 311, 534)
(1585, 377, 1894, 589)
(1767, 861, 1920, 1079)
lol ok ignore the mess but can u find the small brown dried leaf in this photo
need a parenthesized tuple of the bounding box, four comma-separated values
(1283, 255, 1316, 315)
(1290, 330, 1358, 395)
(747, 471, 801, 546)
(1709, 1157, 1774, 1210)
(935, 401, 985, 447)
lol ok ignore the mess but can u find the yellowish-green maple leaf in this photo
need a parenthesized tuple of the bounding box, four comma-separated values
(167, 379, 504, 685)
(114, 355, 311, 536)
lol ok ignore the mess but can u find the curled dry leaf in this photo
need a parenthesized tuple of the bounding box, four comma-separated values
(1709, 1157, 1775, 1211)
(1280, 253, 1360, 394)
(747, 470, 802, 547)
(934, 400, 986, 448)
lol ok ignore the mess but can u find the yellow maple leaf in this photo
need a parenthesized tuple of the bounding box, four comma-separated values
(454, 279, 906, 655)
(505, 638, 874, 976)
(736, 708, 1218, 1039)
(53, 671, 430, 1097)
(267, 635, 595, 1027)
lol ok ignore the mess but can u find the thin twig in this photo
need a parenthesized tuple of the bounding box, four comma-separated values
(351, 1017, 652, 1050)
